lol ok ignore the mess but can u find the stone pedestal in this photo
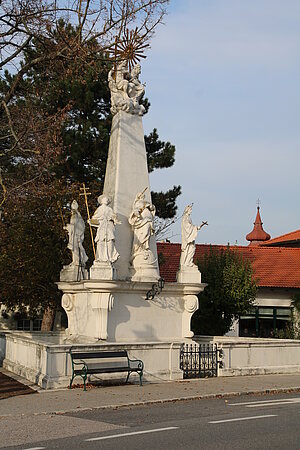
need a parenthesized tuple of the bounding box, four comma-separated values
(60, 265, 87, 281)
(90, 262, 116, 280)
(176, 266, 201, 284)
(130, 249, 159, 282)
(58, 279, 205, 342)
(103, 111, 159, 280)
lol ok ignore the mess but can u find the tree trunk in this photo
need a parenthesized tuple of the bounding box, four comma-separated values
(41, 306, 56, 331)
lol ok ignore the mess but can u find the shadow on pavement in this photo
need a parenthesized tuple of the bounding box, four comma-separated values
(0, 371, 36, 400)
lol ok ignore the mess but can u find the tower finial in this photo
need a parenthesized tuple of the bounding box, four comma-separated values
(246, 202, 271, 245)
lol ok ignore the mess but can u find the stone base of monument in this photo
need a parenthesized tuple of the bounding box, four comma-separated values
(89, 262, 116, 280)
(57, 280, 205, 342)
(0, 331, 183, 389)
(0, 279, 205, 389)
(176, 266, 201, 284)
(129, 250, 159, 282)
(3, 331, 300, 388)
(60, 265, 88, 282)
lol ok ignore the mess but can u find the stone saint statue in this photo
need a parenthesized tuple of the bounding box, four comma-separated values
(108, 61, 145, 116)
(64, 200, 88, 268)
(89, 195, 121, 264)
(180, 204, 208, 268)
(128, 64, 145, 105)
(128, 190, 156, 257)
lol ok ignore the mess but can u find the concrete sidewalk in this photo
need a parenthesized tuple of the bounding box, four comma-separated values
(0, 370, 300, 418)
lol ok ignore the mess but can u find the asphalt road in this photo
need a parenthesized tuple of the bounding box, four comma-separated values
(1, 392, 300, 449)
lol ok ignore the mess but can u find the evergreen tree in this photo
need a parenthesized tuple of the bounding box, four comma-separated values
(1, 21, 180, 215)
(192, 247, 257, 336)
(0, 22, 180, 326)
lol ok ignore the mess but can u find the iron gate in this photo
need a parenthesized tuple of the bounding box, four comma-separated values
(180, 343, 223, 379)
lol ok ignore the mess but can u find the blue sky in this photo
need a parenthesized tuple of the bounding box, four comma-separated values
(141, 0, 300, 245)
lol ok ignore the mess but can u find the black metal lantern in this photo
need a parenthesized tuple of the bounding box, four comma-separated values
(145, 278, 165, 300)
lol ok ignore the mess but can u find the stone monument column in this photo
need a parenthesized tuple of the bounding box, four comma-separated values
(57, 61, 205, 346)
(103, 63, 159, 281)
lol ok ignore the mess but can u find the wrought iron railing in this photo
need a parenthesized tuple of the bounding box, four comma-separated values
(180, 343, 223, 379)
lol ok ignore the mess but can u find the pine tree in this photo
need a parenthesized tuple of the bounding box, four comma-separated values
(0, 22, 180, 327)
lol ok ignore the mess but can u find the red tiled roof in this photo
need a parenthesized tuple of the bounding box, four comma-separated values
(157, 242, 300, 289)
(260, 229, 300, 246)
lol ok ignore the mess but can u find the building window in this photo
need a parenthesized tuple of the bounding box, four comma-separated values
(239, 307, 291, 338)
(16, 318, 42, 331)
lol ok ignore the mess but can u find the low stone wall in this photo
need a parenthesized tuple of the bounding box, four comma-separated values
(0, 331, 7, 365)
(1, 331, 182, 389)
(194, 335, 300, 376)
(4, 331, 300, 387)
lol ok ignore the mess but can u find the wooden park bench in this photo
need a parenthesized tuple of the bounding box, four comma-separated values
(69, 349, 144, 390)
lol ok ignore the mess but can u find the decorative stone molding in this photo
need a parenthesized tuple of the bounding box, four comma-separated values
(62, 293, 77, 336)
(58, 270, 205, 342)
(184, 295, 198, 313)
(182, 295, 199, 338)
(62, 293, 74, 312)
(90, 293, 114, 340)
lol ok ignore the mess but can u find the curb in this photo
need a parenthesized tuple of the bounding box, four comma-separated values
(1, 386, 300, 418)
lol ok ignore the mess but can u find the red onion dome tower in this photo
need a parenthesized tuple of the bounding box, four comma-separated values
(246, 206, 271, 246)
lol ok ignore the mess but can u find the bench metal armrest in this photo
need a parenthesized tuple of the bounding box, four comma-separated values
(71, 359, 88, 373)
(128, 358, 144, 371)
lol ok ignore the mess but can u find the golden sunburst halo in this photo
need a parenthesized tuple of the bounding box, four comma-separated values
(109, 28, 150, 72)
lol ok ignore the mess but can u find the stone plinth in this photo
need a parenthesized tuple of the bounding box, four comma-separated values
(89, 262, 116, 280)
(130, 250, 159, 282)
(176, 266, 201, 284)
(60, 265, 87, 282)
(57, 280, 205, 342)
(103, 111, 158, 280)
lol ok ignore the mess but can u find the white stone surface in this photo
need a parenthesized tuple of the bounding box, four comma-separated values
(60, 265, 88, 282)
(1, 332, 182, 389)
(177, 267, 202, 284)
(89, 195, 121, 267)
(254, 288, 293, 308)
(128, 190, 159, 281)
(182, 295, 199, 338)
(108, 62, 145, 116)
(60, 200, 88, 281)
(195, 335, 300, 376)
(58, 280, 205, 342)
(103, 111, 158, 280)
(3, 332, 300, 389)
(89, 262, 116, 281)
(177, 204, 207, 283)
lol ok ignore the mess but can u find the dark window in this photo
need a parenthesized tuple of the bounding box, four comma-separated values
(239, 307, 291, 338)
(16, 318, 42, 331)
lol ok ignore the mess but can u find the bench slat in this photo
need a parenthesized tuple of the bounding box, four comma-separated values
(74, 367, 133, 375)
(71, 351, 128, 360)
